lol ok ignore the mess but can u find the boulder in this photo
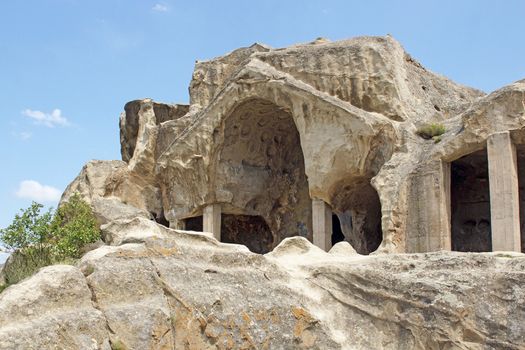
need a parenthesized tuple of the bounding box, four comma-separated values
(0, 265, 110, 349)
(0, 230, 523, 349)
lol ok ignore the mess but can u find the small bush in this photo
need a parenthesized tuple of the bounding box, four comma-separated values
(0, 194, 100, 287)
(416, 123, 446, 140)
(51, 194, 100, 260)
(2, 247, 55, 285)
(111, 340, 128, 350)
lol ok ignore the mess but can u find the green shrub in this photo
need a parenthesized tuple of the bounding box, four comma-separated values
(0, 194, 100, 288)
(51, 194, 100, 260)
(1, 202, 53, 252)
(416, 123, 446, 140)
(1, 202, 55, 285)
(2, 247, 54, 285)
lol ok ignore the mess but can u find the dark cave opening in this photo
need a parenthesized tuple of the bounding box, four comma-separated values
(450, 149, 492, 252)
(221, 214, 274, 254)
(183, 216, 203, 232)
(217, 98, 312, 249)
(331, 214, 345, 246)
(152, 211, 170, 228)
(331, 179, 382, 254)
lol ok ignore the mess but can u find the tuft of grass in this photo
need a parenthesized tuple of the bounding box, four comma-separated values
(111, 340, 128, 350)
(83, 264, 95, 276)
(416, 123, 446, 140)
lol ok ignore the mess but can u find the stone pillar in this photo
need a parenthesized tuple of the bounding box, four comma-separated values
(439, 160, 452, 251)
(312, 199, 332, 251)
(406, 160, 451, 253)
(487, 132, 521, 252)
(203, 204, 221, 241)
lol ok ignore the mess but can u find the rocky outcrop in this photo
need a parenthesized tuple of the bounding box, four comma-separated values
(58, 35, 508, 254)
(0, 223, 523, 349)
(25, 35, 522, 348)
(0, 265, 109, 349)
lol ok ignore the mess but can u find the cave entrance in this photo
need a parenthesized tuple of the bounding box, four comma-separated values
(450, 149, 492, 252)
(331, 179, 382, 254)
(151, 210, 170, 227)
(183, 216, 203, 232)
(217, 99, 312, 251)
(331, 214, 345, 246)
(221, 214, 273, 254)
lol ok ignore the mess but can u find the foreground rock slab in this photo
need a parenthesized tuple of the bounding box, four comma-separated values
(0, 265, 110, 350)
(1, 223, 524, 349)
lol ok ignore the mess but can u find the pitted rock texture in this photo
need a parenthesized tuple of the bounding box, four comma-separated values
(0, 223, 524, 349)
(57, 35, 512, 254)
(216, 98, 312, 247)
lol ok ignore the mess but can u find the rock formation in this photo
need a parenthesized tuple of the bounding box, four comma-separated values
(1, 221, 524, 349)
(59, 35, 525, 256)
(1, 35, 525, 349)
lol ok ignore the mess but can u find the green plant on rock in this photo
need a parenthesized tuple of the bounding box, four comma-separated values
(0, 194, 100, 288)
(1, 202, 53, 252)
(0, 202, 54, 285)
(111, 339, 128, 350)
(416, 123, 446, 141)
(51, 194, 100, 260)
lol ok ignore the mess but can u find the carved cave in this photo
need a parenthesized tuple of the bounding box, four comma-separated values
(331, 214, 346, 246)
(331, 179, 382, 254)
(216, 99, 312, 250)
(221, 214, 273, 254)
(451, 149, 492, 252)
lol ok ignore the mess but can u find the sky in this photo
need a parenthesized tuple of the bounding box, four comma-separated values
(1, 0, 524, 262)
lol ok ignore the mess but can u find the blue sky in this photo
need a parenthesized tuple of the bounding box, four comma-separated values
(1, 0, 524, 262)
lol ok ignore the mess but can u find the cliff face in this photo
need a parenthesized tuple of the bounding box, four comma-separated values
(2, 36, 525, 349)
(59, 35, 499, 254)
(1, 219, 524, 349)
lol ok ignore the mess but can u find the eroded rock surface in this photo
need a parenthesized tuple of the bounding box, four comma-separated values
(0, 265, 109, 350)
(12, 35, 522, 349)
(56, 35, 512, 254)
(0, 224, 524, 349)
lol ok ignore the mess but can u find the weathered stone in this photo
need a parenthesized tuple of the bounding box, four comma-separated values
(100, 216, 167, 246)
(487, 132, 521, 252)
(9, 35, 521, 348)
(0, 265, 110, 349)
(1, 230, 524, 349)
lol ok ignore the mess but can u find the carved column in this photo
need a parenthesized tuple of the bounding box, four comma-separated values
(487, 132, 521, 252)
(203, 204, 221, 241)
(439, 160, 452, 251)
(312, 199, 332, 251)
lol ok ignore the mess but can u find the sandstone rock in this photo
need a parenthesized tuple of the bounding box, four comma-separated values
(329, 241, 358, 255)
(15, 35, 521, 348)
(60, 35, 522, 256)
(100, 216, 167, 245)
(0, 265, 110, 349)
(91, 197, 152, 225)
(120, 99, 189, 163)
(0, 230, 523, 349)
(61, 160, 155, 225)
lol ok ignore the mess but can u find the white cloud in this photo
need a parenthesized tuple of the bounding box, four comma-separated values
(15, 180, 62, 202)
(22, 108, 70, 128)
(11, 131, 32, 140)
(19, 131, 32, 140)
(152, 3, 169, 12)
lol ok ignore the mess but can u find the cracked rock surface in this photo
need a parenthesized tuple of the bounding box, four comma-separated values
(1, 221, 524, 349)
